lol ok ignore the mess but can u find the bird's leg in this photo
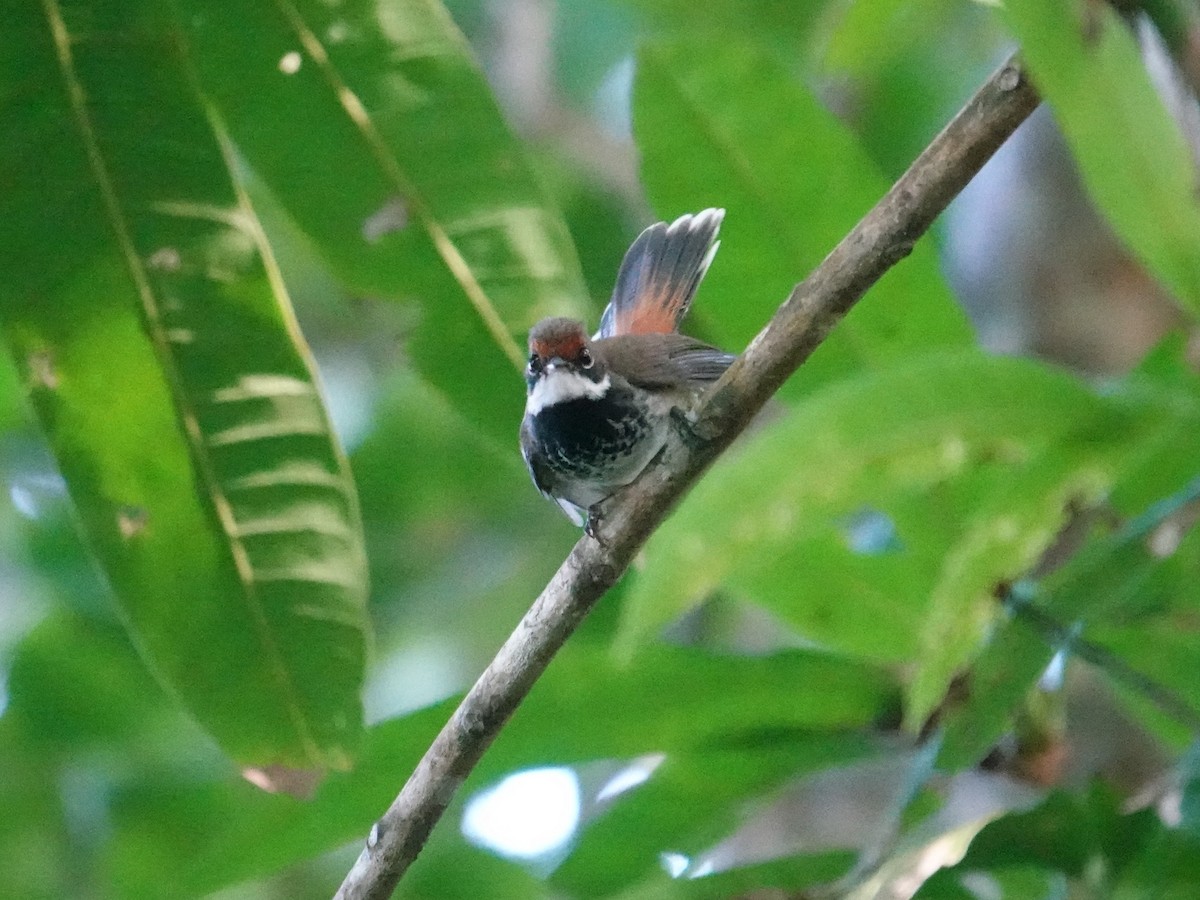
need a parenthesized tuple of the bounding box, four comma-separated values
(584, 506, 606, 545)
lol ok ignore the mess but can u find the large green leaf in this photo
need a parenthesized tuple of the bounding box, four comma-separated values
(394, 834, 552, 900)
(616, 352, 1137, 665)
(633, 38, 970, 389)
(934, 610, 1051, 772)
(497, 644, 895, 765)
(1114, 830, 1200, 900)
(1001, 0, 1200, 315)
(178, 0, 590, 444)
(0, 1, 368, 768)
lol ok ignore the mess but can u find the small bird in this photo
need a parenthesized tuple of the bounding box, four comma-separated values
(520, 208, 735, 529)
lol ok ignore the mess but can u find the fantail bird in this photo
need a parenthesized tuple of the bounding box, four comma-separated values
(520, 208, 734, 529)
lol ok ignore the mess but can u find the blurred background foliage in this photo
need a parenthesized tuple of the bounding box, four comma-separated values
(2, 0, 1200, 897)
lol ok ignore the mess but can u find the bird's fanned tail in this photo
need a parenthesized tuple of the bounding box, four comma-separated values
(597, 208, 725, 339)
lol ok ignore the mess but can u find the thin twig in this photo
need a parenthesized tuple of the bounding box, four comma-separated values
(335, 54, 1040, 900)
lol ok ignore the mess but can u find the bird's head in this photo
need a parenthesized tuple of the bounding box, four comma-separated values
(525, 317, 609, 413)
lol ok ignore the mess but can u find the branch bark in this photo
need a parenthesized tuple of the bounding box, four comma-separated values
(335, 54, 1040, 900)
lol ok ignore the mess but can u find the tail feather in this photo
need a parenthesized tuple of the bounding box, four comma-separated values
(597, 208, 724, 338)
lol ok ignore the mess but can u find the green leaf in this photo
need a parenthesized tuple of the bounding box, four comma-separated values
(1001, 0, 1200, 315)
(1094, 620, 1200, 727)
(178, 0, 590, 444)
(1130, 332, 1200, 394)
(616, 352, 1132, 663)
(1038, 474, 1200, 628)
(396, 836, 552, 900)
(823, 0, 1001, 176)
(1115, 829, 1200, 899)
(0, 2, 368, 768)
(497, 644, 896, 765)
(1083, 508, 1200, 734)
(918, 866, 1060, 900)
(729, 528, 931, 663)
(633, 38, 970, 388)
(5, 613, 169, 750)
(167, 702, 450, 897)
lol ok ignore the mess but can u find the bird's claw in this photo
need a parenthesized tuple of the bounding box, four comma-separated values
(585, 507, 606, 545)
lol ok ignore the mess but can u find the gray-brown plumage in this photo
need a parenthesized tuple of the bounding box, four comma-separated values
(520, 209, 734, 526)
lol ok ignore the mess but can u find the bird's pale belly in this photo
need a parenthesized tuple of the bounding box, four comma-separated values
(529, 393, 666, 507)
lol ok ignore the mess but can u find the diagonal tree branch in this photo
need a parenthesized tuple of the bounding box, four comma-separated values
(335, 53, 1040, 900)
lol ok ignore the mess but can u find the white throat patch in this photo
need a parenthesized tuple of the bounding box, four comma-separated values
(527, 369, 610, 415)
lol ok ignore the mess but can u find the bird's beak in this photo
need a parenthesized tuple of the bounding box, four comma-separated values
(544, 357, 568, 373)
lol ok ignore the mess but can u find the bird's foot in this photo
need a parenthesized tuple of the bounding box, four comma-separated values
(584, 506, 606, 545)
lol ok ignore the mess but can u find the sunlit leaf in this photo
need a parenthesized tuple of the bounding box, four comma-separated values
(0, 1, 368, 768)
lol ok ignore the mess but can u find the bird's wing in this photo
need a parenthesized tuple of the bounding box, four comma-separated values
(666, 342, 737, 383)
(599, 333, 735, 390)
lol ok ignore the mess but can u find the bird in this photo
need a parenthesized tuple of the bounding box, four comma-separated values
(520, 208, 735, 531)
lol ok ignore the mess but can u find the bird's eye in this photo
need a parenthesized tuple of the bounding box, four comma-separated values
(528, 352, 542, 374)
(578, 347, 593, 369)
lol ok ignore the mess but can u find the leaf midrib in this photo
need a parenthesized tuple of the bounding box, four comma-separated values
(41, 0, 324, 762)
